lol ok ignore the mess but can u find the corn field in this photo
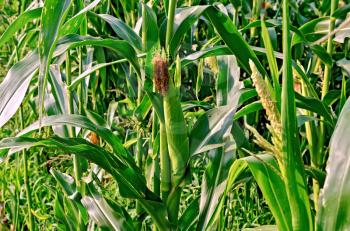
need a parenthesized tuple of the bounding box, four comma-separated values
(0, 0, 350, 230)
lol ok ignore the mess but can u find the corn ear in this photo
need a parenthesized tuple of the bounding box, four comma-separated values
(153, 54, 189, 187)
(163, 79, 189, 186)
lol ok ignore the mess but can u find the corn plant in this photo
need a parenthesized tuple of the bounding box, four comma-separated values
(0, 0, 350, 230)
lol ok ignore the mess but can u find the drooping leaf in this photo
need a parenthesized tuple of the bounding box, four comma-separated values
(97, 14, 142, 51)
(0, 136, 170, 230)
(0, 35, 141, 129)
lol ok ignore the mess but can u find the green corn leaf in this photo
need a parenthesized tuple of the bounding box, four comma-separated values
(208, 155, 292, 231)
(60, 0, 102, 36)
(0, 35, 141, 129)
(190, 103, 239, 156)
(316, 97, 350, 230)
(54, 192, 76, 230)
(82, 182, 134, 231)
(97, 14, 142, 51)
(38, 0, 72, 123)
(178, 197, 199, 231)
(142, 4, 159, 51)
(0, 136, 170, 230)
(295, 93, 335, 127)
(261, 20, 281, 108)
(51, 169, 77, 197)
(216, 55, 241, 106)
(167, 5, 265, 74)
(197, 139, 235, 231)
(234, 101, 263, 121)
(16, 114, 132, 163)
(134, 94, 152, 121)
(0, 51, 38, 128)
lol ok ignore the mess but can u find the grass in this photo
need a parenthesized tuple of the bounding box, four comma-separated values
(0, 0, 350, 230)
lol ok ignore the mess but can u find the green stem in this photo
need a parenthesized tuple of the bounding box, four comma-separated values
(318, 0, 338, 168)
(66, 52, 81, 188)
(152, 113, 160, 196)
(301, 79, 319, 211)
(165, 0, 177, 51)
(160, 123, 171, 201)
(14, 152, 20, 230)
(20, 107, 34, 231)
(136, 128, 143, 215)
(142, 2, 147, 51)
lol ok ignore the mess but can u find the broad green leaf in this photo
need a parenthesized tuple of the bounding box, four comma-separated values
(204, 6, 265, 75)
(179, 45, 283, 69)
(208, 155, 292, 231)
(134, 94, 152, 121)
(97, 14, 142, 51)
(142, 4, 159, 51)
(292, 17, 328, 46)
(82, 182, 134, 231)
(234, 101, 263, 120)
(295, 93, 335, 127)
(332, 4, 350, 18)
(46, 65, 71, 137)
(0, 51, 38, 128)
(0, 34, 140, 129)
(316, 97, 350, 230)
(178, 197, 199, 231)
(169, 6, 208, 57)
(60, 0, 102, 36)
(146, 91, 165, 123)
(17, 114, 132, 163)
(311, 45, 333, 66)
(190, 104, 238, 156)
(51, 169, 77, 197)
(216, 55, 241, 106)
(197, 138, 235, 231)
(38, 0, 71, 121)
(69, 52, 146, 90)
(168, 6, 265, 75)
(0, 136, 170, 230)
(55, 35, 141, 77)
(54, 192, 76, 230)
(261, 20, 281, 108)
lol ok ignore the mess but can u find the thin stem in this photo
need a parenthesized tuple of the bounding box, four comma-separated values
(318, 0, 338, 167)
(152, 113, 160, 196)
(321, 0, 338, 99)
(165, 0, 177, 51)
(14, 152, 20, 230)
(160, 123, 171, 201)
(20, 107, 34, 231)
(66, 51, 81, 188)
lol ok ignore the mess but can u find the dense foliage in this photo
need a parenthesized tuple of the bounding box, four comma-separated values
(0, 0, 350, 230)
